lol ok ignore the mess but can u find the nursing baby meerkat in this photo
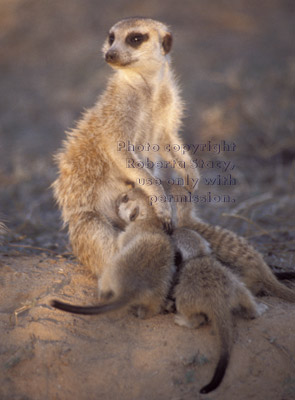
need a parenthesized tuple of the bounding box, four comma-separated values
(172, 228, 265, 394)
(187, 220, 295, 302)
(52, 17, 199, 276)
(51, 188, 175, 318)
(161, 183, 295, 302)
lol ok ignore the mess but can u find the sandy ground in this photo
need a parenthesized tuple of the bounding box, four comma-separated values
(1, 254, 295, 400)
(1, 0, 295, 399)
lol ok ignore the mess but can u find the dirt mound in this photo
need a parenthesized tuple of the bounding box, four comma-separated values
(0, 254, 295, 400)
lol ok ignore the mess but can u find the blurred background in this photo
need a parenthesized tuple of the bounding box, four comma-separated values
(0, 0, 294, 268)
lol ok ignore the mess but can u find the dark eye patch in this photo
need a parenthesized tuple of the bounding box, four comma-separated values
(126, 32, 149, 48)
(108, 32, 115, 45)
(121, 194, 129, 203)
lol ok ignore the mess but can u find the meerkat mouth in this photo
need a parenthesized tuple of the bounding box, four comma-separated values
(107, 59, 139, 68)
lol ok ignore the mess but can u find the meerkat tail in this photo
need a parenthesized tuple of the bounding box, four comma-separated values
(51, 298, 129, 315)
(200, 310, 232, 394)
(274, 271, 295, 280)
(200, 350, 229, 394)
(262, 273, 295, 302)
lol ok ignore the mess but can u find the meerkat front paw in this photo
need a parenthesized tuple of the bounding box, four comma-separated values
(175, 313, 208, 328)
(256, 303, 268, 316)
(163, 221, 173, 234)
(154, 202, 173, 233)
(174, 314, 191, 328)
(131, 305, 157, 319)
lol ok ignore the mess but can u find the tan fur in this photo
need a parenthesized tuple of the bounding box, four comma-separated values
(52, 18, 199, 276)
(173, 228, 264, 394)
(172, 227, 211, 261)
(51, 188, 175, 318)
(183, 221, 295, 302)
(114, 187, 265, 393)
(98, 188, 175, 318)
(158, 183, 295, 302)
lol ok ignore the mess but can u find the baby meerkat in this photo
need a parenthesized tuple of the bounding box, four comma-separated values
(52, 17, 199, 276)
(51, 188, 175, 318)
(186, 220, 295, 302)
(161, 183, 295, 302)
(173, 228, 265, 394)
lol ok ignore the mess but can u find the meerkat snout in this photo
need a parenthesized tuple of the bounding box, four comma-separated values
(105, 49, 119, 64)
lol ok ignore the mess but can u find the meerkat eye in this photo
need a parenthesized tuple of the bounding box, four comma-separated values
(126, 32, 149, 48)
(121, 194, 129, 203)
(108, 32, 115, 45)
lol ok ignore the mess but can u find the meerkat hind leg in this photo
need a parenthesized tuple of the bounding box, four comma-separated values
(234, 285, 267, 319)
(131, 302, 162, 319)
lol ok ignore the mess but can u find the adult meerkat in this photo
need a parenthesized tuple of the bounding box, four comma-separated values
(51, 188, 175, 318)
(52, 17, 199, 276)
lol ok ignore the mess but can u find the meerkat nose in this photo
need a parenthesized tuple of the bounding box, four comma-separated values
(105, 50, 119, 63)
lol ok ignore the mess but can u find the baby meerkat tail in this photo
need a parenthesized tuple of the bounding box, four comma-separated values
(200, 308, 232, 394)
(200, 351, 229, 394)
(51, 298, 129, 315)
(261, 272, 295, 302)
(274, 271, 295, 280)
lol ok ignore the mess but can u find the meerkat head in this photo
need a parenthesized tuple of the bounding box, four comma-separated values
(116, 188, 156, 223)
(102, 17, 173, 73)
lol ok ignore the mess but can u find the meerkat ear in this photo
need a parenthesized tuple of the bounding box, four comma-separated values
(162, 33, 173, 54)
(130, 206, 139, 221)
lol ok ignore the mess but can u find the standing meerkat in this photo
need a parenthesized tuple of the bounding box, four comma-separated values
(51, 188, 175, 318)
(52, 17, 199, 276)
